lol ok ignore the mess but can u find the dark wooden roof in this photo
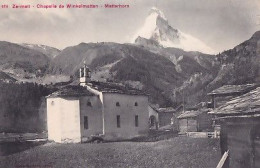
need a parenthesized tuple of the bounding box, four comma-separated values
(177, 108, 211, 119)
(210, 87, 260, 117)
(207, 84, 258, 96)
(87, 81, 147, 96)
(149, 105, 175, 113)
(47, 85, 95, 98)
(157, 107, 176, 113)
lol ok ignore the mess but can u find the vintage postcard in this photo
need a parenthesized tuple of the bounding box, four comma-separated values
(0, 0, 260, 167)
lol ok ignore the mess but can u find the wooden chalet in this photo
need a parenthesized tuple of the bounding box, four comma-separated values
(208, 84, 258, 109)
(149, 106, 178, 130)
(210, 87, 260, 168)
(177, 108, 213, 133)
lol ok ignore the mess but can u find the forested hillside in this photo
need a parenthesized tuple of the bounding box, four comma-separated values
(0, 82, 54, 132)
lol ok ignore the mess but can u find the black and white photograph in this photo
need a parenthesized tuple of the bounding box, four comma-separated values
(0, 0, 260, 167)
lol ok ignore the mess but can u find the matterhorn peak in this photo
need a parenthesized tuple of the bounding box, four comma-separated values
(149, 7, 167, 21)
(132, 7, 215, 54)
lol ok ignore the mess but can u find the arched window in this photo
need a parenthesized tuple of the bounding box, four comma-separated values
(51, 101, 55, 105)
(149, 115, 156, 127)
(134, 102, 138, 106)
(87, 101, 92, 107)
(116, 102, 120, 107)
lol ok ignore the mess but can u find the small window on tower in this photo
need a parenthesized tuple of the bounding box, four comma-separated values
(87, 101, 92, 107)
(80, 68, 84, 77)
(116, 102, 120, 107)
(51, 101, 55, 106)
(87, 71, 91, 78)
(134, 102, 138, 106)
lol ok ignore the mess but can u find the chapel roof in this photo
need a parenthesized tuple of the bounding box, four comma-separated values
(87, 81, 147, 96)
(47, 85, 95, 98)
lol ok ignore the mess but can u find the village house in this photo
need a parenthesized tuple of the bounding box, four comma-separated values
(46, 64, 149, 143)
(148, 105, 178, 130)
(157, 107, 177, 128)
(209, 87, 260, 168)
(208, 84, 258, 109)
(207, 84, 259, 134)
(177, 108, 213, 133)
(148, 105, 159, 129)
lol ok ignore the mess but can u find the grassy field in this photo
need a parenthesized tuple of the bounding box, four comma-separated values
(0, 137, 221, 168)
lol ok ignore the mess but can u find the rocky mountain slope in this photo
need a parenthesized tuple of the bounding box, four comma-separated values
(0, 71, 16, 83)
(0, 42, 69, 84)
(208, 31, 260, 89)
(0, 30, 259, 107)
(0, 41, 50, 79)
(49, 42, 218, 106)
(20, 43, 61, 59)
(182, 30, 260, 105)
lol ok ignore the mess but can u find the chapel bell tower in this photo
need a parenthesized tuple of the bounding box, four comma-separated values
(79, 62, 91, 86)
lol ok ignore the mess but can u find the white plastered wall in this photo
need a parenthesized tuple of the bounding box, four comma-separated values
(47, 97, 81, 143)
(47, 98, 62, 142)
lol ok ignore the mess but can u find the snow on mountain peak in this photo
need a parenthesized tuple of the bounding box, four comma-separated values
(133, 7, 216, 54)
(132, 8, 159, 41)
(150, 7, 167, 21)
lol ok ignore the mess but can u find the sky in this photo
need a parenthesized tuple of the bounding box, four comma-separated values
(0, 0, 260, 53)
